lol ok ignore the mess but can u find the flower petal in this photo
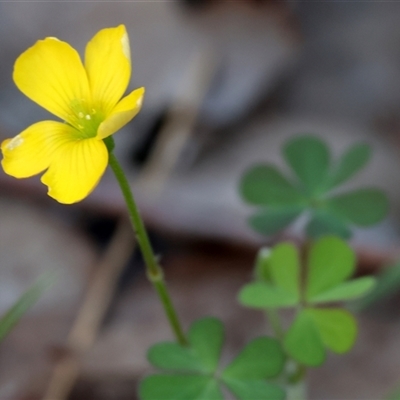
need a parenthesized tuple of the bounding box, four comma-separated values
(97, 87, 145, 139)
(85, 25, 131, 114)
(1, 121, 77, 178)
(41, 137, 108, 204)
(13, 37, 90, 123)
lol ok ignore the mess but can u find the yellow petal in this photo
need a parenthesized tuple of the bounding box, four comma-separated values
(41, 137, 108, 204)
(85, 25, 131, 114)
(13, 37, 90, 123)
(1, 121, 77, 178)
(97, 87, 145, 139)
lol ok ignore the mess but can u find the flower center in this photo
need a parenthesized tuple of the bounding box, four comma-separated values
(68, 99, 104, 139)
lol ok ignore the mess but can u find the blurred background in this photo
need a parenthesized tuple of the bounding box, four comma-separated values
(1, 1, 400, 399)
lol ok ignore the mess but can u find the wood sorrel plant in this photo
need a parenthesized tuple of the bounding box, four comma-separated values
(234, 135, 387, 398)
(141, 136, 387, 400)
(0, 24, 388, 400)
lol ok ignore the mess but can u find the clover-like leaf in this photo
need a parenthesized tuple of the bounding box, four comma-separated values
(283, 136, 330, 195)
(240, 165, 304, 206)
(249, 205, 304, 236)
(139, 375, 223, 400)
(326, 143, 371, 189)
(142, 318, 285, 400)
(328, 188, 388, 226)
(222, 337, 285, 400)
(283, 309, 326, 366)
(241, 237, 373, 309)
(240, 135, 387, 240)
(306, 236, 355, 301)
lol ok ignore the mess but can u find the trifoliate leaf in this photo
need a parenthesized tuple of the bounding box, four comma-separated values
(240, 165, 304, 206)
(139, 375, 223, 400)
(306, 236, 355, 300)
(307, 276, 375, 304)
(305, 211, 352, 240)
(283, 136, 330, 195)
(328, 188, 388, 226)
(270, 242, 300, 299)
(239, 282, 299, 309)
(143, 318, 286, 400)
(283, 310, 325, 366)
(222, 337, 285, 379)
(327, 143, 371, 189)
(307, 308, 357, 353)
(249, 205, 304, 236)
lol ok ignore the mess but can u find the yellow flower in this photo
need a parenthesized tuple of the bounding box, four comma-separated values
(1, 25, 144, 204)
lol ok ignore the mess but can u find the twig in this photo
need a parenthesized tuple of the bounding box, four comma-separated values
(42, 219, 134, 400)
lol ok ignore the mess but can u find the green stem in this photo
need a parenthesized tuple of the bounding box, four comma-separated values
(284, 240, 310, 399)
(286, 363, 307, 400)
(264, 309, 308, 399)
(107, 148, 187, 346)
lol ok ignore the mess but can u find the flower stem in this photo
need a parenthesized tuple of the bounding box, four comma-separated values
(107, 149, 187, 346)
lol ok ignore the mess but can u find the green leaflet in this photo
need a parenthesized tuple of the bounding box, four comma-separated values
(283, 136, 330, 195)
(326, 143, 371, 189)
(240, 165, 304, 206)
(306, 236, 355, 300)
